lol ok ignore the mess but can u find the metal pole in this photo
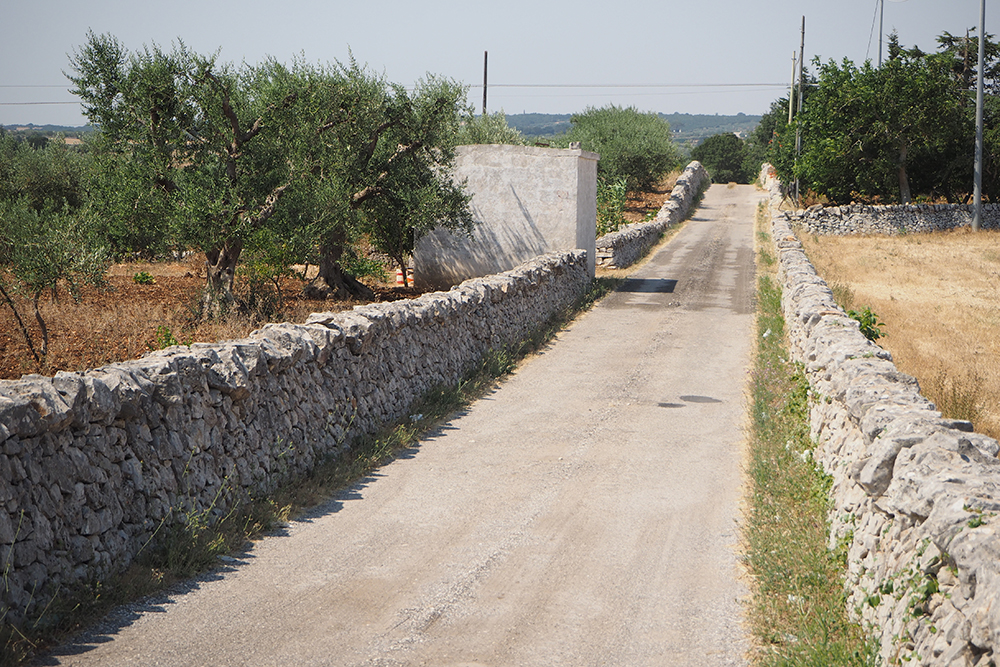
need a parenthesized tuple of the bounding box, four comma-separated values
(974, 0, 985, 231)
(482, 51, 488, 115)
(788, 53, 797, 125)
(795, 16, 805, 206)
(878, 0, 884, 67)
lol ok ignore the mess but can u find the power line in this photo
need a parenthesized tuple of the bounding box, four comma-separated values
(468, 83, 787, 89)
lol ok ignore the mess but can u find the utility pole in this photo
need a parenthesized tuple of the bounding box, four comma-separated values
(795, 16, 805, 206)
(788, 52, 797, 125)
(482, 51, 488, 115)
(974, 0, 985, 231)
(878, 0, 884, 67)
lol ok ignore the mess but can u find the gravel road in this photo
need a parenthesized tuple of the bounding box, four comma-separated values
(48, 183, 764, 667)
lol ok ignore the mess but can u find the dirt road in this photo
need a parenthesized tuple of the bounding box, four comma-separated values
(51, 184, 763, 666)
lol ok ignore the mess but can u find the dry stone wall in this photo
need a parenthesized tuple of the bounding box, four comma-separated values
(787, 201, 1000, 236)
(0, 250, 590, 624)
(773, 209, 1000, 666)
(595, 161, 709, 269)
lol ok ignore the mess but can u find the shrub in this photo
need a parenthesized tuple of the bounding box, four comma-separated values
(564, 105, 681, 190)
(596, 178, 628, 237)
(848, 306, 885, 342)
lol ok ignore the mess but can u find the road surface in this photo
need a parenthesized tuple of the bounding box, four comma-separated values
(49, 183, 763, 666)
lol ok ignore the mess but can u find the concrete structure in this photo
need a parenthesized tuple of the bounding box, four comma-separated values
(414, 144, 598, 289)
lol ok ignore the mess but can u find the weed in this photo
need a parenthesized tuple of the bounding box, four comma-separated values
(149, 324, 190, 350)
(132, 271, 155, 285)
(847, 306, 885, 342)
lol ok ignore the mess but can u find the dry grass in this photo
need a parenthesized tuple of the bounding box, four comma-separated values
(0, 253, 420, 380)
(799, 227, 1000, 440)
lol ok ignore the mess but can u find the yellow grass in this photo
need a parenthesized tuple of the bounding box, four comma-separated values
(799, 227, 1000, 440)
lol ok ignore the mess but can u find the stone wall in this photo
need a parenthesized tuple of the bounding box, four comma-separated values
(784, 201, 1000, 236)
(0, 250, 590, 624)
(773, 210, 1000, 666)
(595, 161, 709, 269)
(414, 144, 598, 289)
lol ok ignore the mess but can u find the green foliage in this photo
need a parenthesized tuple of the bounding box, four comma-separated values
(0, 199, 108, 363)
(151, 324, 195, 349)
(0, 132, 91, 213)
(67, 34, 473, 303)
(780, 30, 1000, 204)
(457, 109, 525, 145)
(68, 32, 302, 306)
(690, 133, 750, 184)
(743, 95, 801, 187)
(564, 104, 681, 190)
(278, 60, 472, 291)
(595, 178, 628, 237)
(847, 306, 885, 342)
(132, 271, 155, 284)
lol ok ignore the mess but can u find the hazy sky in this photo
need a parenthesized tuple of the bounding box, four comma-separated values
(2, 0, 995, 126)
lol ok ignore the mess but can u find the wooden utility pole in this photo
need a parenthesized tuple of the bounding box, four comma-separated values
(482, 51, 488, 115)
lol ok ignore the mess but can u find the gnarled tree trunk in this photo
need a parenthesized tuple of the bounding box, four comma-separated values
(303, 232, 375, 301)
(202, 240, 243, 318)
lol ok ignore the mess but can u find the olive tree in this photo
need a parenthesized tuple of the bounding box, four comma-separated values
(0, 200, 107, 364)
(691, 133, 749, 184)
(68, 32, 297, 316)
(564, 105, 681, 190)
(280, 61, 473, 296)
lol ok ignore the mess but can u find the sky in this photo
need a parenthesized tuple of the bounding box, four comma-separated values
(1, 0, 996, 127)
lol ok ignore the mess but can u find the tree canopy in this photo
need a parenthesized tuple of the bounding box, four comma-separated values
(564, 105, 681, 190)
(66, 32, 474, 309)
(691, 133, 750, 184)
(754, 29, 999, 205)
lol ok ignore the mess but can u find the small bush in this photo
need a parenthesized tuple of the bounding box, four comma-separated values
(564, 105, 681, 191)
(596, 178, 628, 237)
(847, 306, 885, 342)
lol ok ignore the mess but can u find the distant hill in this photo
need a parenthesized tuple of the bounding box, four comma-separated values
(2, 124, 95, 135)
(505, 112, 761, 150)
(505, 113, 573, 138)
(660, 113, 761, 147)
